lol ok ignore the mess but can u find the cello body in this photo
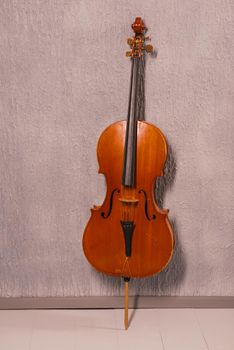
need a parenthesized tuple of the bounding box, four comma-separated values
(83, 120, 174, 278)
(83, 18, 174, 285)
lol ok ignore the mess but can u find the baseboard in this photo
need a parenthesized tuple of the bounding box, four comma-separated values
(0, 296, 234, 309)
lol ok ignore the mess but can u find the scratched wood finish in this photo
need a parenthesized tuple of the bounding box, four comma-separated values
(83, 120, 174, 278)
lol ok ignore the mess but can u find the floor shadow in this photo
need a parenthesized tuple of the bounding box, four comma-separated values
(128, 294, 139, 327)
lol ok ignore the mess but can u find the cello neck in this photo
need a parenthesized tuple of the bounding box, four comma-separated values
(122, 56, 140, 188)
(121, 18, 153, 188)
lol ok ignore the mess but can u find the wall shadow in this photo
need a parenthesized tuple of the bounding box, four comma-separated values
(129, 145, 186, 296)
(131, 48, 186, 294)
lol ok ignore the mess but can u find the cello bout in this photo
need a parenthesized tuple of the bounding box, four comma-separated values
(82, 18, 175, 327)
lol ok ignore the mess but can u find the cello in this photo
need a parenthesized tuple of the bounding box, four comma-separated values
(82, 17, 174, 329)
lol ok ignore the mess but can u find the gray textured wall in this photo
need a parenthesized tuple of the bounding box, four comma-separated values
(0, 0, 234, 297)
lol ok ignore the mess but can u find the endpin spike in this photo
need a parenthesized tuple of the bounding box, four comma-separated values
(124, 277, 130, 330)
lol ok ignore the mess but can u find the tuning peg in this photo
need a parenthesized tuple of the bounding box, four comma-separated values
(127, 38, 133, 46)
(126, 51, 132, 57)
(145, 44, 153, 53)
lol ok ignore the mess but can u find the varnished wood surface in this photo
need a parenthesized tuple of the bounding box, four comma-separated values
(124, 281, 129, 330)
(83, 120, 174, 278)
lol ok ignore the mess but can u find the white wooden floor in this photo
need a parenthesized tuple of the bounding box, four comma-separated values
(0, 309, 233, 350)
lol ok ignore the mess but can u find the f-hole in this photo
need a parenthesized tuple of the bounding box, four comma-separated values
(101, 189, 120, 219)
(138, 189, 156, 221)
